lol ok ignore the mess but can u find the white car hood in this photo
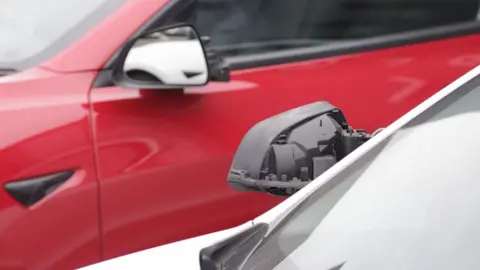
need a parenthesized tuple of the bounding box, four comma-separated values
(79, 222, 253, 270)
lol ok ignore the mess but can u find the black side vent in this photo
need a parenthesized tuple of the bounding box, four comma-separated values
(4, 170, 74, 207)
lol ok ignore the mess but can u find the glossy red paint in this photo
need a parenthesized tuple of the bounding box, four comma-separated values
(0, 68, 101, 269)
(0, 0, 478, 269)
(93, 34, 480, 260)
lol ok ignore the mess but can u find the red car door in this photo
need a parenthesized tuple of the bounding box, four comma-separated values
(0, 69, 102, 270)
(87, 0, 480, 261)
(0, 0, 133, 269)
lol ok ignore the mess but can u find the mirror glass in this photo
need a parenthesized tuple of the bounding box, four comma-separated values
(123, 25, 208, 86)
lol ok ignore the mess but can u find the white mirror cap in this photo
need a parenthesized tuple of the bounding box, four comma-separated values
(123, 26, 208, 86)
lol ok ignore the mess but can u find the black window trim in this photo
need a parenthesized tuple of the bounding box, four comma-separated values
(93, 0, 480, 88)
(228, 21, 480, 70)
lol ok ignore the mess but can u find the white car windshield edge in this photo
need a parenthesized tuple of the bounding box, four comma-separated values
(241, 68, 480, 270)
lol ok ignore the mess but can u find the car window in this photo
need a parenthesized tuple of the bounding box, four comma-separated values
(172, 0, 480, 57)
(241, 74, 480, 269)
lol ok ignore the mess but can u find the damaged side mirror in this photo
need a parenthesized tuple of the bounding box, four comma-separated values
(226, 102, 375, 197)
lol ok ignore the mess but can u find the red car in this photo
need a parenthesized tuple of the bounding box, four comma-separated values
(1, 0, 480, 269)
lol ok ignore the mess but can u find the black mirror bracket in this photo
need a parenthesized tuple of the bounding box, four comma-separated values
(201, 36, 230, 82)
(227, 102, 379, 197)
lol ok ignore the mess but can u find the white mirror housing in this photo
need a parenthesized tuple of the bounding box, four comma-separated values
(115, 24, 210, 89)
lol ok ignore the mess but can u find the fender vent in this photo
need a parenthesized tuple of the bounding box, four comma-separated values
(4, 170, 74, 207)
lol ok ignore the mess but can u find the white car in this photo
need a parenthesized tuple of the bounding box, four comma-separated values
(81, 64, 480, 270)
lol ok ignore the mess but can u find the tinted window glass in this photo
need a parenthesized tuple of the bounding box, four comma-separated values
(176, 0, 480, 57)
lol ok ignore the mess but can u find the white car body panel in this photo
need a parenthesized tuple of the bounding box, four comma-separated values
(124, 40, 208, 85)
(80, 64, 480, 270)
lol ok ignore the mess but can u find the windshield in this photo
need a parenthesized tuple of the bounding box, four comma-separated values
(0, 0, 128, 70)
(243, 73, 480, 270)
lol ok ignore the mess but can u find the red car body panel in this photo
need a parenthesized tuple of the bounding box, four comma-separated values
(0, 0, 479, 269)
(94, 35, 480, 259)
(0, 69, 101, 269)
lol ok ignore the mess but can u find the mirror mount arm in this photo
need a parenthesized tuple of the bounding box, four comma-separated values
(201, 36, 231, 82)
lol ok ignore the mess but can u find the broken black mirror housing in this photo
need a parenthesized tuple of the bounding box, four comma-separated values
(226, 101, 372, 196)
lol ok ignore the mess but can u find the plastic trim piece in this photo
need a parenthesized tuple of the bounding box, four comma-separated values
(226, 101, 343, 192)
(226, 22, 480, 70)
(199, 223, 268, 270)
(4, 170, 75, 207)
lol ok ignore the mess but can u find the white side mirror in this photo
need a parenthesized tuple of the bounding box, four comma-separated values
(121, 25, 209, 88)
